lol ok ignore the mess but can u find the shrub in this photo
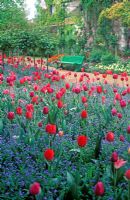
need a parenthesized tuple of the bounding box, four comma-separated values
(89, 49, 104, 63)
(101, 52, 118, 65)
(123, 48, 130, 57)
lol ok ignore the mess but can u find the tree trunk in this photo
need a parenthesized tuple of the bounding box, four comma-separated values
(2, 51, 4, 72)
(46, 56, 49, 72)
(41, 57, 42, 68)
(33, 56, 36, 66)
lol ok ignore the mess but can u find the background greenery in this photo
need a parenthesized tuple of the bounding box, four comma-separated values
(0, 0, 130, 67)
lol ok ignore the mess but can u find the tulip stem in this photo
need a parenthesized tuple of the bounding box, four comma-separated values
(114, 168, 117, 198)
(114, 168, 117, 186)
(128, 181, 130, 200)
(36, 194, 41, 200)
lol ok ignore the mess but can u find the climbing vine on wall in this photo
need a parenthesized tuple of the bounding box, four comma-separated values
(98, 1, 130, 26)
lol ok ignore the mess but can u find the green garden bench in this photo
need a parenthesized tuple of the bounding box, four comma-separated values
(60, 56, 84, 71)
(60, 55, 84, 68)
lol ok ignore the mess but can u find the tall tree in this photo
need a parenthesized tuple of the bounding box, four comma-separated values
(0, 0, 27, 31)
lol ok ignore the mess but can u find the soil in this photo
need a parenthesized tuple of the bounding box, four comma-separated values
(48, 67, 130, 87)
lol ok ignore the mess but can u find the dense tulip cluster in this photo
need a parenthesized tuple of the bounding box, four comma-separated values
(0, 55, 130, 199)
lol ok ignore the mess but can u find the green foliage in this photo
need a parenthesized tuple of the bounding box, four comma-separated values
(45, 0, 54, 6)
(36, 0, 67, 26)
(0, 28, 58, 57)
(0, 0, 27, 31)
(80, 0, 95, 10)
(99, 1, 130, 26)
(15, 31, 35, 54)
(122, 48, 130, 57)
(89, 49, 104, 63)
(37, 34, 57, 56)
(101, 52, 118, 65)
(0, 32, 13, 52)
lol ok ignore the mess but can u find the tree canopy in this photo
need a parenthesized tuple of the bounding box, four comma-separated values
(0, 0, 27, 31)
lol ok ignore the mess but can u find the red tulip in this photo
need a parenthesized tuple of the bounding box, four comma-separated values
(81, 110, 88, 118)
(115, 93, 122, 101)
(111, 152, 118, 162)
(81, 96, 87, 103)
(73, 87, 81, 94)
(29, 182, 41, 195)
(33, 84, 39, 91)
(119, 135, 125, 142)
(7, 112, 15, 120)
(114, 158, 127, 169)
(43, 106, 49, 114)
(25, 111, 33, 119)
(104, 80, 107, 84)
(38, 122, 42, 127)
(56, 92, 62, 99)
(74, 73, 77, 77)
(94, 71, 99, 76)
(120, 100, 126, 108)
(102, 96, 106, 104)
(79, 76, 83, 82)
(45, 124, 56, 134)
(127, 126, 130, 134)
(125, 169, 130, 180)
(44, 149, 54, 161)
(113, 74, 118, 79)
(30, 91, 34, 97)
(102, 74, 107, 78)
(106, 70, 113, 75)
(113, 88, 118, 93)
(117, 113, 122, 119)
(94, 181, 105, 196)
(3, 89, 10, 95)
(16, 107, 22, 115)
(122, 90, 127, 96)
(81, 67, 85, 72)
(32, 95, 38, 104)
(96, 86, 102, 94)
(111, 108, 117, 116)
(65, 83, 70, 89)
(105, 132, 114, 142)
(47, 87, 54, 93)
(61, 75, 65, 79)
(82, 84, 88, 91)
(57, 100, 63, 109)
(77, 135, 88, 147)
(26, 104, 34, 112)
(127, 87, 130, 94)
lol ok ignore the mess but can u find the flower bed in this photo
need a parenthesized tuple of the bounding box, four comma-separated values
(0, 56, 130, 200)
(86, 62, 130, 75)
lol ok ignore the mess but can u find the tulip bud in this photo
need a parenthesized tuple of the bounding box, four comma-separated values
(119, 135, 125, 142)
(94, 181, 105, 196)
(43, 106, 49, 114)
(38, 122, 42, 127)
(117, 113, 122, 119)
(111, 152, 118, 162)
(125, 169, 130, 180)
(127, 125, 130, 134)
(58, 131, 64, 137)
(7, 112, 15, 120)
(111, 108, 117, 116)
(105, 132, 114, 142)
(29, 182, 41, 195)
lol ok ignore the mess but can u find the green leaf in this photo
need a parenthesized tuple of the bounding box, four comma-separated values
(67, 172, 75, 186)
(0, 118, 3, 133)
(70, 149, 80, 153)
